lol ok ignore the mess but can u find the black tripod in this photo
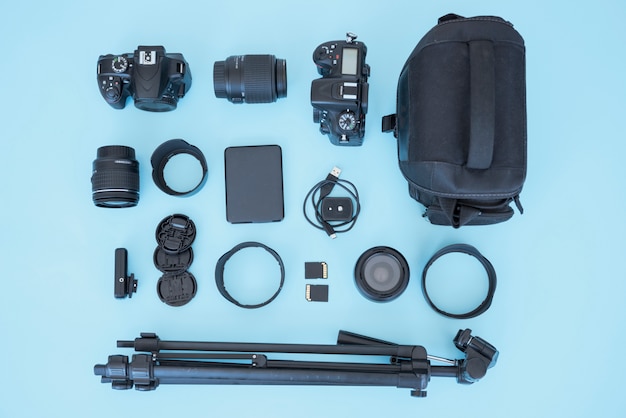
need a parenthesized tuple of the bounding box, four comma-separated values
(94, 328, 498, 397)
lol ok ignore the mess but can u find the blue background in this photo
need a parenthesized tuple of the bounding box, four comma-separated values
(1, 1, 625, 416)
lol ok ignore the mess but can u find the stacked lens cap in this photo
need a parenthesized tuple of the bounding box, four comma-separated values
(154, 214, 197, 306)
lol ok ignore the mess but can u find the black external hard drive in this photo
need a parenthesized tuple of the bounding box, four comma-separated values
(224, 145, 284, 223)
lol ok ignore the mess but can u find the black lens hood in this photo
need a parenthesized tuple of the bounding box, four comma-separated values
(215, 241, 285, 309)
(151, 139, 208, 196)
(421, 244, 497, 319)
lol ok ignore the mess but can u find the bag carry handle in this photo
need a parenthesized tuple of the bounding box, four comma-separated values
(467, 40, 495, 170)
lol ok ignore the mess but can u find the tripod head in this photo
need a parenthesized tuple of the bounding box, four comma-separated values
(454, 328, 499, 384)
(94, 329, 498, 397)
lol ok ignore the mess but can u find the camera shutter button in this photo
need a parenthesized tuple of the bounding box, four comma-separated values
(314, 46, 334, 76)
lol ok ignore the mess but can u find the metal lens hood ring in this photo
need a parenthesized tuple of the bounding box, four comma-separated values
(421, 244, 497, 319)
(151, 139, 208, 196)
(215, 241, 285, 309)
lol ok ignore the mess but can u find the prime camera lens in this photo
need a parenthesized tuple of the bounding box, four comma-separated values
(354, 246, 410, 302)
(91, 145, 140, 208)
(213, 54, 287, 103)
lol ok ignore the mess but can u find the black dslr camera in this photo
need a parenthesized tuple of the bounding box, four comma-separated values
(311, 33, 370, 146)
(97, 46, 191, 112)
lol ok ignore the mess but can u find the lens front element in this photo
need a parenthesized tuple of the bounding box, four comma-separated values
(355, 246, 410, 302)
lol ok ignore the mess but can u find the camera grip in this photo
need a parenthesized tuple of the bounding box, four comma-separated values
(98, 75, 128, 108)
(97, 55, 132, 109)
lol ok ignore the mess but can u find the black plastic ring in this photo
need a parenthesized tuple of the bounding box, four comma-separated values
(215, 241, 285, 309)
(151, 139, 208, 196)
(421, 244, 497, 319)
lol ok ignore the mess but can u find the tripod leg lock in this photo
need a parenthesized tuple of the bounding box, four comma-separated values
(396, 345, 430, 396)
(94, 354, 158, 391)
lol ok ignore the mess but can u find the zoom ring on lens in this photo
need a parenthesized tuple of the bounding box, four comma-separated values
(91, 170, 139, 191)
(244, 55, 275, 103)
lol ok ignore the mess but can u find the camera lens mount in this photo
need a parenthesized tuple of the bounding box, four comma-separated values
(134, 96, 178, 112)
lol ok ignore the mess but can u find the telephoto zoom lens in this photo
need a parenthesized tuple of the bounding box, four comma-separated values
(91, 145, 140, 208)
(213, 54, 287, 103)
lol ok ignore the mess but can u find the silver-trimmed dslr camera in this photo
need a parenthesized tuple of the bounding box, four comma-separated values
(310, 33, 370, 146)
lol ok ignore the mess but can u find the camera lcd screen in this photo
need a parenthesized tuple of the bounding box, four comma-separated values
(341, 48, 358, 75)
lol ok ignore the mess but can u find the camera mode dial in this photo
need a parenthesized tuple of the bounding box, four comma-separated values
(338, 111, 357, 131)
(112, 56, 128, 73)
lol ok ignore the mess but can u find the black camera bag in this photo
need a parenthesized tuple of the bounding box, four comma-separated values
(382, 14, 527, 227)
